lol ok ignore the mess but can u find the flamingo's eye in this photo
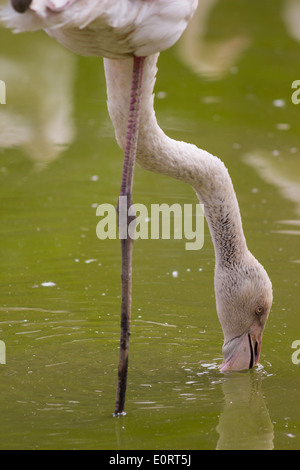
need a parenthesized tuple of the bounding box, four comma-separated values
(255, 306, 264, 316)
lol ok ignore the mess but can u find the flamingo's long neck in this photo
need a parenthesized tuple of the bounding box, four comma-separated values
(104, 55, 248, 266)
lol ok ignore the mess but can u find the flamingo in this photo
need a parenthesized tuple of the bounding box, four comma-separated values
(1, 0, 273, 416)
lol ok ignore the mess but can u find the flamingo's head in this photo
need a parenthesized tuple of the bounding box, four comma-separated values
(215, 253, 273, 372)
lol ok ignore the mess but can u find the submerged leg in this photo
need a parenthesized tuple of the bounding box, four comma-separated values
(114, 56, 145, 416)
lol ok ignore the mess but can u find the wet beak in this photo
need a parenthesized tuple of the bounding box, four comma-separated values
(220, 327, 262, 372)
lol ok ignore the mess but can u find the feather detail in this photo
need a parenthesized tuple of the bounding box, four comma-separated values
(46, 0, 79, 13)
(0, 0, 198, 58)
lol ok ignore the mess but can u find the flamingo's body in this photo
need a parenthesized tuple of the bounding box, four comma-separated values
(1, 0, 273, 414)
(1, 0, 198, 58)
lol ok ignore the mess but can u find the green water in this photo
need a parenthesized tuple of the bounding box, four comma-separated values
(0, 0, 300, 450)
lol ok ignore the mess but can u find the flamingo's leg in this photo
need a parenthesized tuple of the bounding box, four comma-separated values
(114, 56, 145, 416)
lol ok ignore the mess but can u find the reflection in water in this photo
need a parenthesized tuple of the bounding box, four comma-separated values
(243, 151, 300, 262)
(282, 0, 300, 41)
(177, 0, 250, 80)
(177, 0, 300, 80)
(216, 371, 274, 450)
(0, 38, 76, 169)
(243, 152, 300, 217)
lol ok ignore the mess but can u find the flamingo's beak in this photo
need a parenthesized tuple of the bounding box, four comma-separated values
(220, 324, 263, 372)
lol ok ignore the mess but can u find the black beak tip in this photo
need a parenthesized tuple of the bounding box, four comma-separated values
(248, 333, 254, 369)
(11, 0, 32, 13)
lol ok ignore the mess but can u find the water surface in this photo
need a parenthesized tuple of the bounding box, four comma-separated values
(0, 0, 300, 449)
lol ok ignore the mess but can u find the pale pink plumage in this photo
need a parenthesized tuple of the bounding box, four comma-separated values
(0, 0, 198, 58)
